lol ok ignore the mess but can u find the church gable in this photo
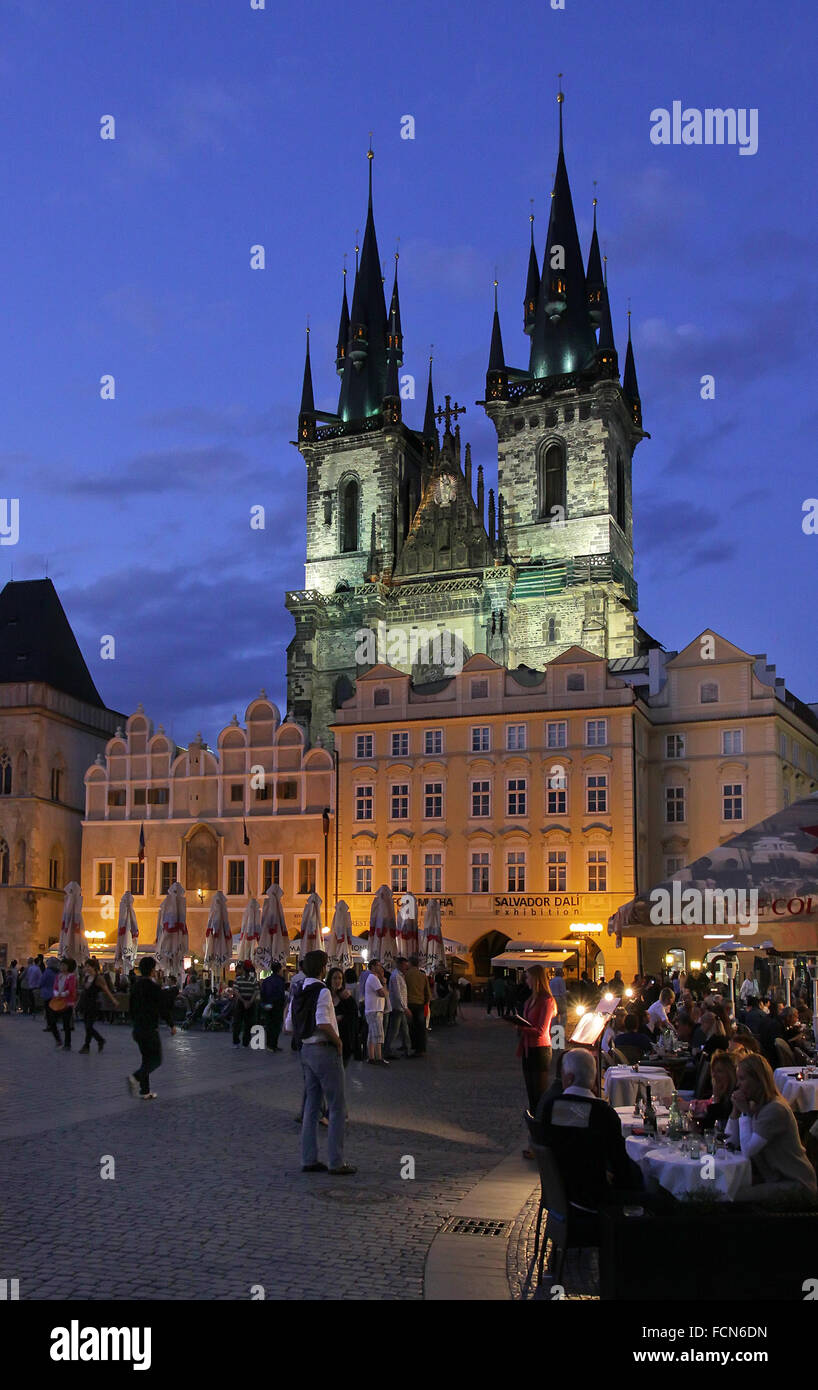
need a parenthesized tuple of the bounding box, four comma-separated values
(394, 432, 492, 579)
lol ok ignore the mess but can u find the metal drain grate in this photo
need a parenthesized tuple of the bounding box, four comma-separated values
(439, 1216, 512, 1238)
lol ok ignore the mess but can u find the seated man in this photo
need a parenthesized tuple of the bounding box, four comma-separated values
(535, 1048, 642, 1212)
(613, 1013, 654, 1059)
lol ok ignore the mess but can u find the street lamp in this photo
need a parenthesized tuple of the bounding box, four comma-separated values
(322, 807, 330, 929)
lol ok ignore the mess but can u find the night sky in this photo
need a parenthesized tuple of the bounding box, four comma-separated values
(2, 0, 815, 743)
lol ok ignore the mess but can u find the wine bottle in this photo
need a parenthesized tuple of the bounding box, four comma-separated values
(644, 1084, 658, 1136)
(667, 1091, 683, 1140)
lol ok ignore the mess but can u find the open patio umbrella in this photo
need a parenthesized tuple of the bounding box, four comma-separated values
(369, 884, 398, 970)
(203, 891, 232, 976)
(298, 892, 323, 957)
(156, 881, 189, 978)
(259, 884, 289, 968)
(237, 897, 261, 962)
(421, 898, 445, 975)
(328, 899, 354, 971)
(396, 891, 419, 959)
(59, 882, 89, 965)
(114, 891, 139, 973)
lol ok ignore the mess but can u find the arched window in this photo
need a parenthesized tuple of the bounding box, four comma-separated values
(615, 450, 626, 530)
(0, 753, 11, 796)
(341, 479, 359, 553)
(538, 443, 566, 519)
(0, 838, 9, 885)
(547, 618, 558, 643)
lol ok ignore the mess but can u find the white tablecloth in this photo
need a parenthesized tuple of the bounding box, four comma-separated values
(616, 1105, 669, 1137)
(604, 1066, 675, 1109)
(774, 1067, 818, 1113)
(631, 1143, 752, 1202)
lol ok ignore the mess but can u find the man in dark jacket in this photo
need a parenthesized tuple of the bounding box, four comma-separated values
(259, 963, 286, 1051)
(39, 958, 58, 1028)
(127, 957, 176, 1099)
(536, 1048, 642, 1211)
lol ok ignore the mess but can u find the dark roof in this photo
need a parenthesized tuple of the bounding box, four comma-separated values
(0, 579, 106, 708)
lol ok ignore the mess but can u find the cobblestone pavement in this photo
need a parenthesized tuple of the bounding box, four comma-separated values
(508, 1189, 599, 1301)
(0, 1005, 535, 1301)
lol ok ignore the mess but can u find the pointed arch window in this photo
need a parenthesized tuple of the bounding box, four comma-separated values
(0, 838, 9, 885)
(615, 450, 626, 531)
(538, 442, 566, 520)
(0, 753, 11, 796)
(341, 479, 359, 553)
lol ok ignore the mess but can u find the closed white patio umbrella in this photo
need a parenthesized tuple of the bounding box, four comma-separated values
(369, 884, 398, 970)
(114, 891, 139, 973)
(59, 882, 89, 965)
(259, 884, 290, 968)
(421, 899, 445, 975)
(237, 897, 262, 962)
(396, 891, 419, 959)
(156, 882, 189, 978)
(298, 892, 323, 957)
(328, 899, 354, 971)
(203, 891, 232, 976)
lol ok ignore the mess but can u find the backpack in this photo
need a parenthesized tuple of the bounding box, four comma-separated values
(290, 980, 325, 1048)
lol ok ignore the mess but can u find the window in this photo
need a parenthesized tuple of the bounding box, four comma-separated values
(261, 858, 281, 892)
(546, 617, 559, 643)
(390, 853, 408, 894)
(424, 782, 443, 818)
(0, 753, 11, 796)
(355, 785, 374, 821)
(0, 840, 10, 884)
(129, 861, 145, 896)
(665, 856, 685, 877)
(255, 783, 272, 801)
(107, 789, 126, 807)
(665, 734, 685, 759)
(471, 726, 491, 753)
(586, 719, 607, 746)
(722, 729, 744, 756)
(723, 783, 744, 821)
(424, 852, 442, 894)
(230, 783, 244, 802)
(355, 854, 373, 895)
(147, 787, 169, 805)
(277, 780, 297, 801)
(298, 858, 316, 895)
(780, 733, 789, 761)
(506, 724, 526, 751)
(391, 731, 409, 758)
(226, 859, 245, 896)
(567, 672, 585, 692)
(96, 862, 113, 896)
(546, 721, 567, 749)
(471, 679, 489, 699)
(471, 780, 491, 817)
(390, 783, 409, 820)
(547, 776, 567, 815)
(355, 733, 374, 760)
(133, 788, 146, 806)
(373, 688, 390, 707)
(547, 849, 567, 892)
(586, 775, 608, 814)
(160, 860, 178, 895)
(665, 786, 685, 823)
(424, 729, 443, 755)
(588, 850, 607, 891)
(507, 851, 526, 892)
(341, 478, 359, 552)
(48, 855, 60, 890)
(700, 682, 719, 704)
(50, 767, 62, 801)
(471, 851, 490, 893)
(792, 743, 801, 770)
(507, 778, 527, 816)
(539, 442, 566, 518)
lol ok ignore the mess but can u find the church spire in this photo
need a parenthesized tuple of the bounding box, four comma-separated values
(524, 206, 539, 335)
(387, 248, 403, 365)
(597, 253, 616, 356)
(337, 140, 389, 423)
(335, 262, 350, 376)
(422, 355, 437, 438)
(298, 325, 316, 442)
(623, 310, 642, 428)
(529, 86, 598, 380)
(488, 279, 505, 372)
(586, 192, 605, 325)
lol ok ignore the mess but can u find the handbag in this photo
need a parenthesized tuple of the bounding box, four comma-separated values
(48, 997, 67, 1012)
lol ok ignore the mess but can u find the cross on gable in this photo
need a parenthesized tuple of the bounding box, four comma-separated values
(435, 394, 466, 434)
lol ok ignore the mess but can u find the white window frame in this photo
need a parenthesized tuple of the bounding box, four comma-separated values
(355, 732, 374, 760)
(390, 730, 409, 758)
(586, 774, 608, 814)
(507, 777, 527, 817)
(295, 856, 318, 897)
(722, 782, 744, 822)
(389, 782, 409, 820)
(471, 725, 491, 753)
(94, 859, 114, 898)
(546, 720, 568, 749)
(126, 858, 145, 897)
(587, 849, 607, 892)
(546, 848, 567, 892)
(259, 856, 282, 893)
(389, 852, 409, 894)
(665, 733, 686, 759)
(424, 781, 444, 819)
(424, 728, 443, 756)
(664, 855, 685, 878)
(721, 729, 744, 756)
(355, 853, 373, 895)
(355, 784, 374, 821)
(225, 856, 248, 897)
(470, 779, 491, 817)
(470, 850, 490, 894)
(506, 850, 526, 892)
(586, 718, 608, 747)
(546, 779, 567, 815)
(157, 858, 179, 897)
(423, 851, 443, 894)
(665, 785, 686, 823)
(506, 723, 527, 752)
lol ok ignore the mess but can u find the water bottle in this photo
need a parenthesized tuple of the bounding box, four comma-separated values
(633, 1085, 643, 1119)
(667, 1091, 683, 1141)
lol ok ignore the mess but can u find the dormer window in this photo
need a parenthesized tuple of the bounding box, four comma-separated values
(374, 688, 390, 707)
(567, 672, 585, 692)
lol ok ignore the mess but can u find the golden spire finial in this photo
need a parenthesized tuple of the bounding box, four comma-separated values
(557, 72, 564, 102)
(367, 131, 374, 159)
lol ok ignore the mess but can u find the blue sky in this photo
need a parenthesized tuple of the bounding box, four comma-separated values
(2, 0, 815, 742)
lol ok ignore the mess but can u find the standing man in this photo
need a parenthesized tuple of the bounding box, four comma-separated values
(404, 955, 431, 1058)
(364, 960, 388, 1065)
(232, 962, 260, 1048)
(22, 958, 42, 1015)
(5, 959, 19, 1014)
(39, 958, 58, 1028)
(259, 962, 286, 1051)
(287, 949, 355, 1176)
(385, 958, 413, 1059)
(127, 956, 176, 1099)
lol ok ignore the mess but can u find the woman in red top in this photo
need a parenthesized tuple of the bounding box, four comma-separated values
(514, 965, 557, 1115)
(47, 956, 78, 1050)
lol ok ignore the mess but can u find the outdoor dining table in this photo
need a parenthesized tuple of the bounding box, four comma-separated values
(773, 1066, 818, 1113)
(604, 1065, 675, 1109)
(624, 1135, 752, 1202)
(615, 1104, 669, 1137)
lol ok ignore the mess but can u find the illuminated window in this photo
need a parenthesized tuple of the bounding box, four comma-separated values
(507, 851, 526, 892)
(471, 780, 490, 817)
(587, 850, 607, 892)
(547, 850, 567, 892)
(471, 851, 490, 893)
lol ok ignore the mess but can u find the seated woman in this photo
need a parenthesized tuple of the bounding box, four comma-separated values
(726, 1054, 818, 1206)
(697, 1051, 736, 1130)
(699, 1007, 729, 1058)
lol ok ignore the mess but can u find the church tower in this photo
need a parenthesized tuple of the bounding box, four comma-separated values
(480, 90, 648, 667)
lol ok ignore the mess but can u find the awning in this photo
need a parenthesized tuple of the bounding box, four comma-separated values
(491, 949, 577, 969)
(609, 792, 818, 948)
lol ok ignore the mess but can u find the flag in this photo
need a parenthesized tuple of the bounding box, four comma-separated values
(243, 819, 250, 847)
(138, 824, 145, 863)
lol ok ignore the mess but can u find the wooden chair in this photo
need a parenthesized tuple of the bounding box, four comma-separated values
(524, 1111, 601, 1288)
(615, 1043, 643, 1066)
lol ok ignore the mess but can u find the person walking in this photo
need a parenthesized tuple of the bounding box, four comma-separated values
(39, 958, 58, 1028)
(23, 958, 43, 1015)
(287, 949, 355, 1176)
(4, 959, 19, 1015)
(127, 956, 176, 1099)
(259, 962, 286, 1051)
(47, 958, 78, 1050)
(78, 959, 117, 1053)
(404, 955, 431, 1057)
(232, 962, 260, 1048)
(364, 959, 389, 1065)
(509, 964, 557, 1155)
(385, 958, 413, 1059)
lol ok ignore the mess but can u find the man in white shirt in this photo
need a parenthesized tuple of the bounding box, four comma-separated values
(385, 958, 413, 1059)
(646, 988, 674, 1035)
(286, 950, 356, 1176)
(550, 968, 567, 1029)
(364, 959, 388, 1065)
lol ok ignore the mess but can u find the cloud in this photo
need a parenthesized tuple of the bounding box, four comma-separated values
(634, 495, 738, 570)
(400, 238, 494, 301)
(65, 446, 252, 497)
